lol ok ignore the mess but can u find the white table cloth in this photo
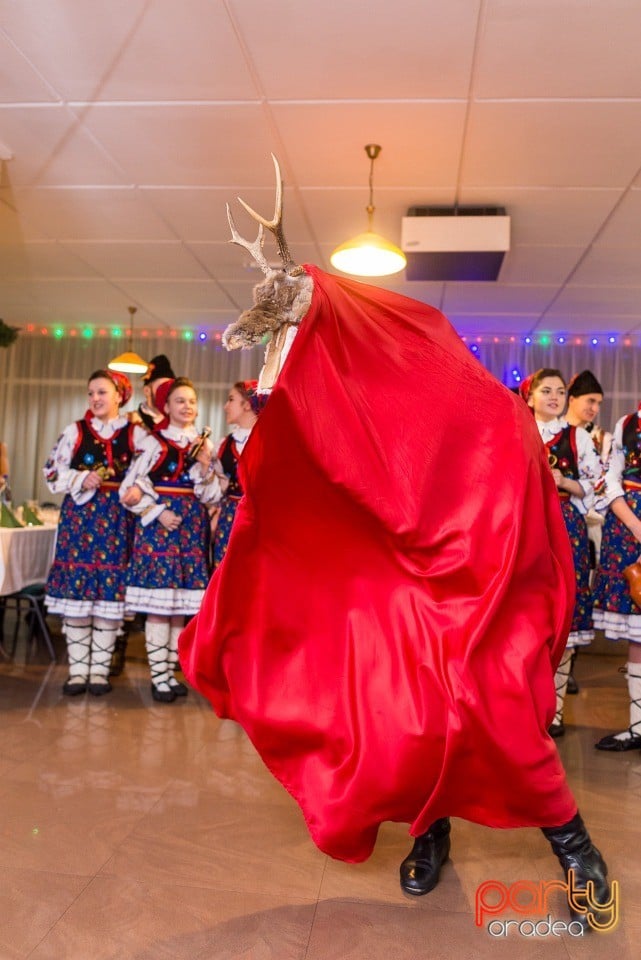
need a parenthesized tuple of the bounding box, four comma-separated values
(0, 524, 57, 596)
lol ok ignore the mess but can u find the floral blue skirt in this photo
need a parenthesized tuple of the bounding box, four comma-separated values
(213, 495, 241, 568)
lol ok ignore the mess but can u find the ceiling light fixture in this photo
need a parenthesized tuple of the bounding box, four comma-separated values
(108, 306, 149, 374)
(330, 144, 406, 278)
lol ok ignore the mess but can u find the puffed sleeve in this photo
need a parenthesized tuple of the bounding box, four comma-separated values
(42, 423, 96, 505)
(599, 417, 627, 509)
(573, 425, 603, 514)
(188, 438, 226, 505)
(119, 431, 166, 526)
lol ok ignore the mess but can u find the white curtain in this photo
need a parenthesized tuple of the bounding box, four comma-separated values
(1, 333, 639, 505)
(0, 335, 262, 505)
(469, 340, 641, 427)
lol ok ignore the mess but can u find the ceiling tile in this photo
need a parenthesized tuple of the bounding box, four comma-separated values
(61, 241, 210, 279)
(1, 0, 149, 101)
(546, 286, 641, 317)
(229, 0, 480, 99)
(96, 0, 257, 101)
(0, 241, 98, 278)
(114, 279, 236, 312)
(11, 187, 177, 240)
(272, 103, 468, 189)
(443, 283, 558, 314)
(0, 105, 127, 186)
(78, 104, 275, 186)
(477, 0, 641, 98)
(594, 190, 641, 247)
(457, 187, 622, 245)
(570, 246, 641, 286)
(0, 33, 58, 103)
(142, 187, 314, 243)
(498, 245, 584, 284)
(463, 102, 641, 188)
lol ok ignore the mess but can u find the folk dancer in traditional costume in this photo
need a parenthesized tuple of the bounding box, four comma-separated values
(525, 368, 603, 737)
(179, 157, 610, 930)
(131, 354, 176, 431)
(212, 380, 262, 568)
(565, 370, 611, 693)
(120, 377, 225, 703)
(592, 403, 641, 751)
(44, 369, 147, 696)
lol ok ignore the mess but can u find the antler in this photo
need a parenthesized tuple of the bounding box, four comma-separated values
(226, 204, 271, 276)
(235, 154, 300, 275)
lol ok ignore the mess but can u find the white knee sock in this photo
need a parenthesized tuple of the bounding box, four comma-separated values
(553, 648, 574, 725)
(145, 620, 171, 691)
(90, 618, 121, 683)
(629, 666, 641, 737)
(63, 617, 92, 681)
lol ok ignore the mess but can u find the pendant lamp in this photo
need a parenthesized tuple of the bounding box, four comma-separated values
(108, 306, 149, 374)
(330, 144, 406, 278)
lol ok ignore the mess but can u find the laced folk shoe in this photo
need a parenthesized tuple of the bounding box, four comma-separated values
(151, 682, 176, 703)
(400, 817, 451, 896)
(595, 729, 641, 751)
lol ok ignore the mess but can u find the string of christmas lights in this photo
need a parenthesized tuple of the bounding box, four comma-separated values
(21, 324, 226, 344)
(18, 326, 635, 348)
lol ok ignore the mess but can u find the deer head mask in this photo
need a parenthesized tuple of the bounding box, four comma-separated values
(223, 155, 313, 375)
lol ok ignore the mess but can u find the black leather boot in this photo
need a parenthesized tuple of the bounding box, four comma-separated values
(542, 812, 610, 932)
(399, 817, 451, 896)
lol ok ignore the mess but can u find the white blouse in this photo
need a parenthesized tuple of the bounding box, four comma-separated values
(599, 413, 641, 509)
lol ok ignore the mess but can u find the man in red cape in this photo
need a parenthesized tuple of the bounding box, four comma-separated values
(180, 264, 609, 924)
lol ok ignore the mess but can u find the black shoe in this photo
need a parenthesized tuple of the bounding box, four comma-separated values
(595, 730, 641, 751)
(542, 812, 610, 932)
(88, 680, 112, 696)
(399, 817, 451, 896)
(62, 678, 87, 696)
(548, 721, 565, 738)
(169, 677, 188, 697)
(151, 682, 176, 703)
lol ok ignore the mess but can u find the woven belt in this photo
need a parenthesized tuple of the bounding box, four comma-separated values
(154, 485, 195, 496)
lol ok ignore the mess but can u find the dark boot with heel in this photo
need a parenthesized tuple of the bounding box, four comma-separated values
(399, 817, 451, 896)
(542, 812, 611, 932)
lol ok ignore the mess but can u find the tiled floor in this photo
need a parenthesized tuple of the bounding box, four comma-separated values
(1, 622, 639, 959)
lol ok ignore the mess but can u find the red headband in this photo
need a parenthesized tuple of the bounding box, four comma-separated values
(154, 378, 175, 417)
(108, 370, 133, 406)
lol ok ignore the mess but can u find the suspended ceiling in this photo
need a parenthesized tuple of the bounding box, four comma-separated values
(1, 0, 641, 339)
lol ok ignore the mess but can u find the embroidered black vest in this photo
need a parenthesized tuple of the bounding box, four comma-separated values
(621, 413, 641, 482)
(218, 435, 243, 499)
(544, 425, 579, 480)
(72, 419, 135, 481)
(148, 436, 192, 488)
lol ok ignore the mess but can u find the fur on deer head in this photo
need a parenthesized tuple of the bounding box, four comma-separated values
(223, 155, 313, 351)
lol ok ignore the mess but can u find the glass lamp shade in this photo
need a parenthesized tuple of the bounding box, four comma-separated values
(108, 351, 149, 374)
(330, 231, 407, 278)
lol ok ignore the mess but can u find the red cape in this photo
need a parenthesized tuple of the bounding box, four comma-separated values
(180, 265, 577, 862)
